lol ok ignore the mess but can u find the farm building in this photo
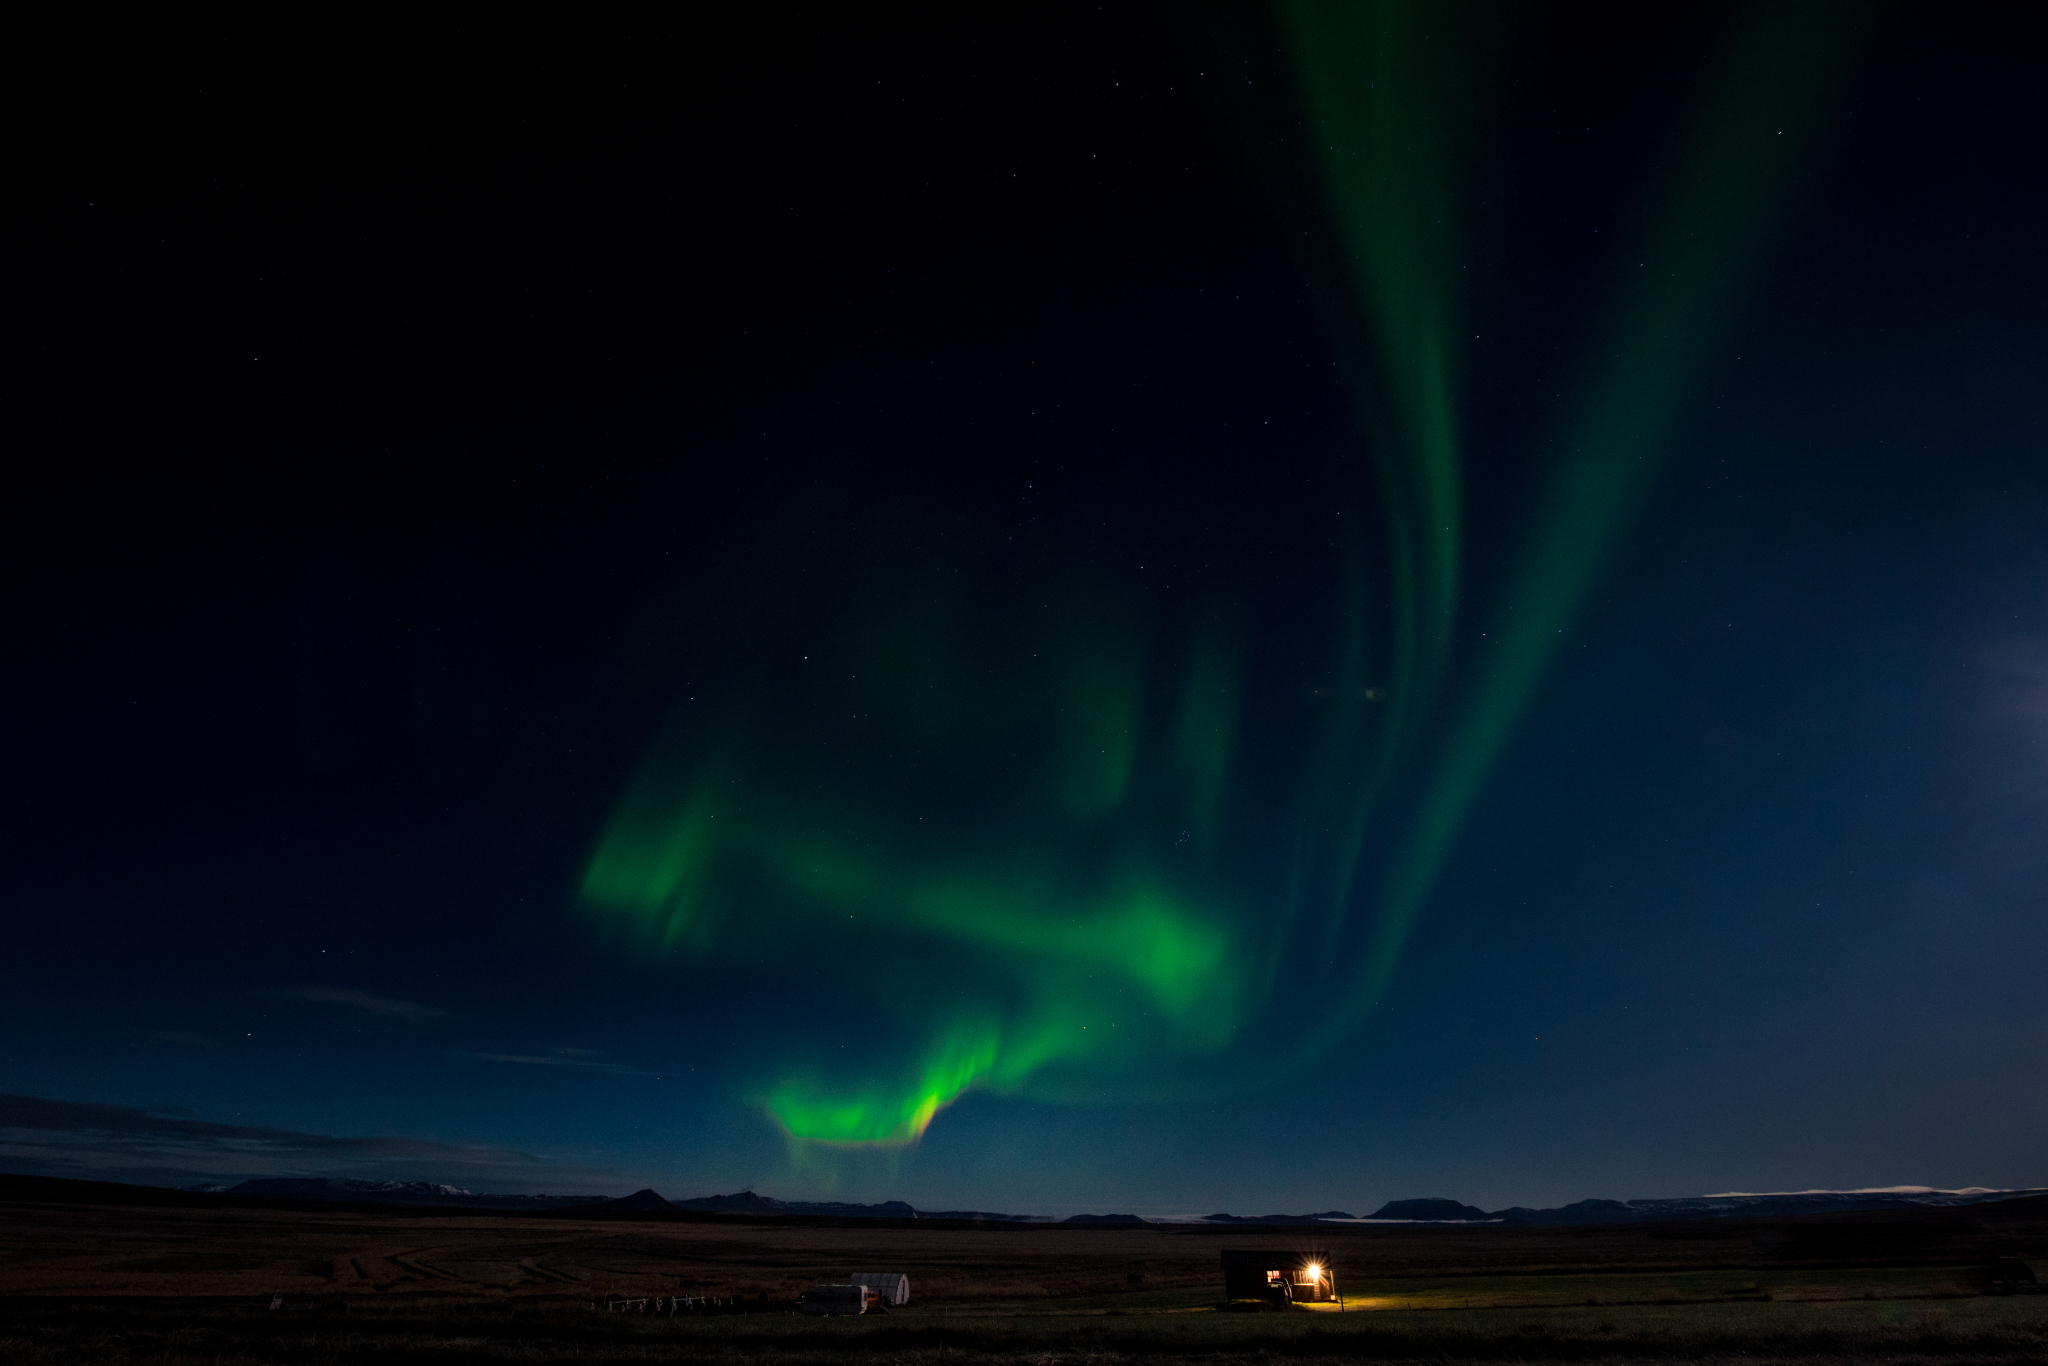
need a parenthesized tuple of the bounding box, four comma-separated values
(848, 1272, 910, 1304)
(1220, 1249, 1337, 1303)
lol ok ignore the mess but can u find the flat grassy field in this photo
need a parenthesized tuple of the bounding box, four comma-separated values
(2, 1179, 2044, 1362)
(5, 1289, 2048, 1364)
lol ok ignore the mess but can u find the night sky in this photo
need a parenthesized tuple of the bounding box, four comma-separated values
(6, 3, 2046, 1217)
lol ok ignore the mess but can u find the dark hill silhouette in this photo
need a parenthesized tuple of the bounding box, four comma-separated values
(669, 1190, 920, 1218)
(1061, 1212, 1148, 1224)
(1370, 1198, 1492, 1221)
(671, 1190, 785, 1214)
(604, 1188, 674, 1210)
(0, 1172, 226, 1208)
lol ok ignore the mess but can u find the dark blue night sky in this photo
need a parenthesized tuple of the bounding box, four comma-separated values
(5, 2, 2045, 1216)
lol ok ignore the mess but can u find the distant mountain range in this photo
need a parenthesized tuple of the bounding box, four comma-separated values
(195, 1179, 1049, 1221)
(666, 1190, 946, 1219)
(182, 1179, 2048, 1225)
(196, 1178, 610, 1210)
(661, 1189, 1053, 1221)
(1364, 1189, 2048, 1226)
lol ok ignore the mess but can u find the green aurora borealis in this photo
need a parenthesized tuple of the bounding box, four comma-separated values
(578, 1, 1866, 1148)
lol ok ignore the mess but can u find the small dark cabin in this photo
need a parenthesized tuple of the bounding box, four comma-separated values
(1220, 1249, 1337, 1303)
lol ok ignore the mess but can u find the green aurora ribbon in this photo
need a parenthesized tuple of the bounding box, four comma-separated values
(578, 0, 1868, 1146)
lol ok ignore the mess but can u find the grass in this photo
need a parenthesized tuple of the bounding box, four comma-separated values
(3, 1284, 2047, 1363)
(4, 1188, 2042, 1361)
(1330, 1264, 1998, 1311)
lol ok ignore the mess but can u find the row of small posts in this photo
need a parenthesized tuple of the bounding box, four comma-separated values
(597, 1295, 743, 1315)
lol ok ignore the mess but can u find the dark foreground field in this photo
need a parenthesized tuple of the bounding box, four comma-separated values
(3, 1176, 2045, 1363)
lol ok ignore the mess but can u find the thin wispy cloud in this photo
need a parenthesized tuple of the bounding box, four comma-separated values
(263, 986, 450, 1022)
(0, 1093, 610, 1189)
(444, 1047, 664, 1077)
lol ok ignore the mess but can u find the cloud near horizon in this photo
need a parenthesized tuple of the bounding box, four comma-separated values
(0, 1094, 616, 1192)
